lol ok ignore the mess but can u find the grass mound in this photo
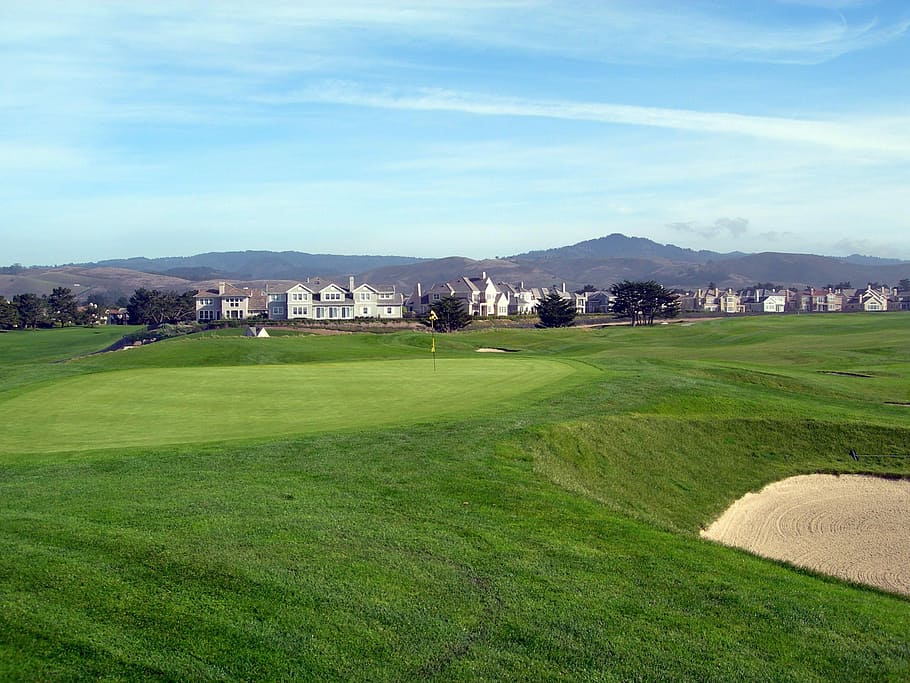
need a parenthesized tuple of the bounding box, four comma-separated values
(527, 416, 910, 533)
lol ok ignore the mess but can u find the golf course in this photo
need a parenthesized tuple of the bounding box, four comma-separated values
(1, 315, 908, 681)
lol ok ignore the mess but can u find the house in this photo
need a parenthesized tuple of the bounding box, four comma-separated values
(407, 273, 511, 317)
(196, 278, 403, 323)
(497, 282, 540, 315)
(719, 288, 744, 314)
(106, 307, 129, 325)
(585, 290, 614, 314)
(547, 283, 588, 314)
(844, 285, 890, 312)
(759, 293, 787, 313)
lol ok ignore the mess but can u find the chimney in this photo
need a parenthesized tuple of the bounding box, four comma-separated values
(481, 271, 487, 279)
(562, 282, 567, 293)
(349, 275, 355, 291)
(416, 282, 422, 297)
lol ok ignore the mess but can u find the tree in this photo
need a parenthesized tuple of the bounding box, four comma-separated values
(899, 278, 910, 292)
(46, 287, 79, 326)
(127, 289, 198, 326)
(428, 296, 471, 332)
(13, 293, 46, 329)
(0, 297, 20, 329)
(575, 284, 597, 294)
(610, 280, 680, 326)
(536, 292, 576, 328)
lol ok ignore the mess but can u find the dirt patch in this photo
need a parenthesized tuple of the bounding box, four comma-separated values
(884, 402, 910, 407)
(476, 347, 519, 353)
(819, 371, 873, 377)
(702, 474, 910, 596)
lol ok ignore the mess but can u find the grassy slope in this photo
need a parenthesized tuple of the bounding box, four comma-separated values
(0, 317, 909, 681)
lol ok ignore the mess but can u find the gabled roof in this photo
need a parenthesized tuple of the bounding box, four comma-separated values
(285, 282, 316, 293)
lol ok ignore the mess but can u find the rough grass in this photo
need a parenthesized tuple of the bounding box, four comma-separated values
(1, 316, 909, 681)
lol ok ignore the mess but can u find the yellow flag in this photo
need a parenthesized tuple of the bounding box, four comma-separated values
(428, 310, 438, 322)
(431, 337, 436, 353)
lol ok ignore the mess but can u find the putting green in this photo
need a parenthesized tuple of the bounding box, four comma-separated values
(1, 357, 582, 455)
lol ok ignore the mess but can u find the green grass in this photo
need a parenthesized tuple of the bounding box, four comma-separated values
(1, 316, 909, 681)
(0, 357, 585, 454)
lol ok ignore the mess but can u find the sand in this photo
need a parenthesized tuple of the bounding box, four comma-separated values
(702, 474, 910, 597)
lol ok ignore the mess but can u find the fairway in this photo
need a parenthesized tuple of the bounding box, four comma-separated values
(0, 357, 581, 455)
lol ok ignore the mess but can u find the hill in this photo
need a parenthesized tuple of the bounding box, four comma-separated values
(5, 235, 910, 299)
(510, 232, 745, 263)
(94, 250, 427, 281)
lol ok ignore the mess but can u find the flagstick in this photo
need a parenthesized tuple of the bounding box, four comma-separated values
(428, 309, 438, 372)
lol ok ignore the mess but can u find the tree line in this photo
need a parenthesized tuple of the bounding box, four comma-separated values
(0, 287, 198, 330)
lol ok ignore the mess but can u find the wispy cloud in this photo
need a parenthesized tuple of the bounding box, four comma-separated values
(281, 83, 910, 156)
(667, 218, 751, 240)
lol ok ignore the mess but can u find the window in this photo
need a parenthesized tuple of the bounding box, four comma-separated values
(362, 307, 369, 315)
(324, 292, 342, 301)
(292, 292, 308, 301)
(359, 292, 371, 301)
(315, 307, 323, 319)
(379, 293, 392, 300)
(271, 306, 285, 316)
(198, 297, 214, 306)
(198, 310, 217, 320)
(433, 294, 440, 300)
(386, 307, 393, 315)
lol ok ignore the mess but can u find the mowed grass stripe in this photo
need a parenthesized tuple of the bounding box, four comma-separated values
(0, 357, 582, 455)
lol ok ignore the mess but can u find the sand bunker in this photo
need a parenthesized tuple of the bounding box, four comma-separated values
(702, 474, 910, 596)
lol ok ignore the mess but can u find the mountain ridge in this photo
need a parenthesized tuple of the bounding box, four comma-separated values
(3, 235, 908, 299)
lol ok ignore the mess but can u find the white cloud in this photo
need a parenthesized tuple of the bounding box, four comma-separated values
(285, 84, 910, 156)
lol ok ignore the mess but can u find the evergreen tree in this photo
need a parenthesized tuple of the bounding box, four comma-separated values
(610, 280, 680, 326)
(0, 297, 20, 329)
(47, 287, 79, 326)
(13, 293, 46, 329)
(536, 292, 577, 328)
(127, 289, 198, 326)
(428, 296, 471, 332)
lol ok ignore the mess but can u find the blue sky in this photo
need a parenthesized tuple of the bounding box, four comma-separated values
(3, 0, 909, 265)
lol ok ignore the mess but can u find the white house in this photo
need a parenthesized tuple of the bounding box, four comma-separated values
(196, 278, 403, 323)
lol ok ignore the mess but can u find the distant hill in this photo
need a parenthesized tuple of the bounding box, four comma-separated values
(511, 233, 745, 264)
(842, 253, 908, 266)
(0, 267, 195, 301)
(4, 235, 909, 300)
(93, 251, 427, 281)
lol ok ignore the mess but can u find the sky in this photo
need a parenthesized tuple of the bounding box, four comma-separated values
(3, 0, 910, 266)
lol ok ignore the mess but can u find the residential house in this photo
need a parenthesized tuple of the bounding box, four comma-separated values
(551, 283, 588, 314)
(497, 282, 540, 315)
(196, 278, 403, 323)
(585, 290, 614, 314)
(719, 288, 745, 314)
(844, 285, 890, 312)
(407, 273, 511, 317)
